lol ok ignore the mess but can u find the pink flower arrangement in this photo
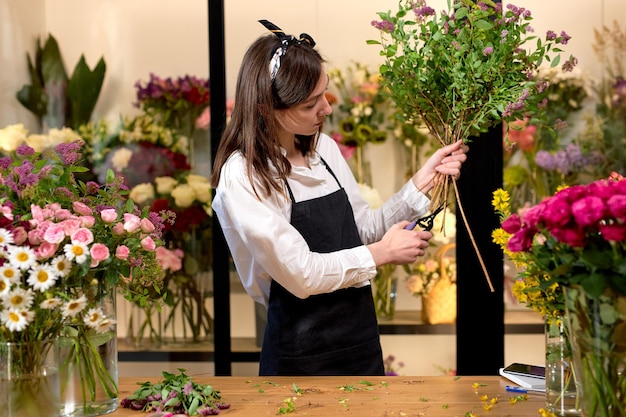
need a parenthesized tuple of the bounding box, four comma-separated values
(0, 141, 167, 344)
(500, 172, 626, 298)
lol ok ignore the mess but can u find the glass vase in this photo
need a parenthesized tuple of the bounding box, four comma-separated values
(124, 303, 162, 349)
(59, 286, 118, 417)
(162, 227, 214, 345)
(564, 285, 626, 417)
(372, 264, 398, 321)
(545, 319, 581, 416)
(0, 339, 60, 417)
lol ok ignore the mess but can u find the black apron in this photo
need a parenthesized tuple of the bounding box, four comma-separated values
(259, 157, 384, 376)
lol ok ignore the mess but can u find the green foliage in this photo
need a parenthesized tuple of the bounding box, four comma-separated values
(370, 0, 576, 145)
(16, 34, 105, 131)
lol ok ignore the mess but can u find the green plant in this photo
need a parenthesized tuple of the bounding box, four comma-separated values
(16, 34, 106, 131)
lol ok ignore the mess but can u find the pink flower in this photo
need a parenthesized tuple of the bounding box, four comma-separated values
(123, 213, 141, 233)
(112, 223, 126, 236)
(36, 241, 59, 260)
(0, 204, 13, 220)
(72, 201, 93, 216)
(100, 209, 118, 223)
(71, 228, 94, 245)
(115, 245, 130, 260)
(140, 218, 156, 233)
(61, 219, 82, 237)
(571, 196, 606, 227)
(607, 194, 626, 221)
(507, 227, 535, 252)
(501, 213, 521, 234)
(195, 106, 211, 129)
(156, 246, 183, 271)
(140, 236, 156, 251)
(90, 243, 110, 262)
(54, 208, 73, 220)
(12, 226, 27, 245)
(541, 197, 571, 228)
(599, 223, 626, 242)
(551, 225, 587, 247)
(79, 215, 96, 228)
(43, 224, 67, 244)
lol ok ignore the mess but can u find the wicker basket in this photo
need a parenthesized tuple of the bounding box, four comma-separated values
(421, 243, 457, 325)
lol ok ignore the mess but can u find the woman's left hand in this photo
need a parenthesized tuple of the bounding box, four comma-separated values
(411, 140, 469, 194)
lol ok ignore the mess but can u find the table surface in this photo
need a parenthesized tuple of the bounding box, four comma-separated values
(110, 375, 547, 416)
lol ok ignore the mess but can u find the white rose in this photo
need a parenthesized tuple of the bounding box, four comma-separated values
(0, 124, 29, 152)
(171, 184, 196, 208)
(358, 183, 383, 209)
(129, 183, 155, 205)
(46, 127, 82, 146)
(155, 176, 179, 194)
(186, 174, 211, 203)
(110, 148, 133, 171)
(25, 134, 48, 152)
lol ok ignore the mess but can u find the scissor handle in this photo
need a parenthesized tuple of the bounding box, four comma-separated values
(405, 205, 446, 231)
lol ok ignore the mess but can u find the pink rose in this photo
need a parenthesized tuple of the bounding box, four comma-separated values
(115, 245, 130, 260)
(80, 215, 96, 228)
(90, 243, 110, 262)
(140, 236, 156, 251)
(550, 226, 586, 247)
(12, 226, 27, 245)
(541, 197, 571, 228)
(123, 213, 141, 233)
(54, 208, 73, 220)
(35, 241, 59, 260)
(43, 224, 66, 244)
(599, 223, 626, 242)
(156, 246, 183, 271)
(28, 228, 44, 245)
(72, 201, 93, 216)
(61, 219, 82, 237)
(0, 204, 14, 221)
(140, 218, 156, 233)
(112, 223, 125, 236)
(501, 214, 521, 234)
(507, 227, 535, 252)
(607, 195, 626, 221)
(100, 209, 119, 224)
(71, 228, 94, 245)
(571, 196, 606, 228)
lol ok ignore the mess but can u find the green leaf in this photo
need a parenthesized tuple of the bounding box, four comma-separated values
(67, 56, 106, 129)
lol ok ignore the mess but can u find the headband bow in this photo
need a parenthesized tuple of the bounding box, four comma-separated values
(258, 19, 316, 81)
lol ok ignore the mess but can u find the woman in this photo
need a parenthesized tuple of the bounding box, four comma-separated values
(210, 20, 468, 376)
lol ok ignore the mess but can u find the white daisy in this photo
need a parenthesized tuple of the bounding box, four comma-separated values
(0, 228, 14, 245)
(8, 245, 37, 270)
(50, 255, 73, 277)
(4, 287, 34, 310)
(83, 307, 104, 328)
(0, 277, 10, 296)
(27, 264, 59, 292)
(0, 264, 21, 283)
(40, 297, 63, 310)
(0, 308, 29, 332)
(62, 294, 88, 318)
(95, 317, 116, 334)
(63, 242, 89, 264)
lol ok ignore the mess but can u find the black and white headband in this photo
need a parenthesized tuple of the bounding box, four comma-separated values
(258, 19, 316, 81)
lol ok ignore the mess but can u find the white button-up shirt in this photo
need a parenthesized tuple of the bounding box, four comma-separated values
(212, 133, 431, 307)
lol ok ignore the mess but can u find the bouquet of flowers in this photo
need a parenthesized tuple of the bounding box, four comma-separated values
(405, 252, 457, 297)
(79, 114, 190, 188)
(494, 174, 626, 416)
(134, 73, 210, 139)
(327, 62, 392, 184)
(0, 139, 167, 414)
(129, 172, 213, 343)
(370, 0, 577, 210)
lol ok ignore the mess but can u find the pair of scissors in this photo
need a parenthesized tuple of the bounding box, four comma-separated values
(404, 204, 446, 231)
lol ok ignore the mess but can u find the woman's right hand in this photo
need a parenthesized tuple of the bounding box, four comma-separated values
(367, 222, 433, 267)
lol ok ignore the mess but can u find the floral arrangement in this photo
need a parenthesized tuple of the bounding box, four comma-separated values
(120, 369, 230, 416)
(129, 171, 214, 343)
(405, 249, 456, 297)
(134, 73, 210, 138)
(79, 114, 190, 188)
(327, 62, 391, 184)
(493, 174, 626, 415)
(0, 140, 167, 409)
(0, 123, 83, 153)
(371, 0, 577, 209)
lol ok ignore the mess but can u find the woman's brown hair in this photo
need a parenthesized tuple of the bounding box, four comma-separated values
(210, 33, 325, 199)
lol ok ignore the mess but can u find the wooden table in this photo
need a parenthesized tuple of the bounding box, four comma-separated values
(110, 375, 547, 416)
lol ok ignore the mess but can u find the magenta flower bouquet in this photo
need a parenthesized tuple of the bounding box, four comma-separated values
(499, 173, 626, 416)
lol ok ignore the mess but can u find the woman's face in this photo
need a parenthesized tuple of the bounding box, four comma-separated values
(275, 71, 332, 137)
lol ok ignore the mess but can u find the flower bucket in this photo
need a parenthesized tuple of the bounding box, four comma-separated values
(564, 285, 626, 417)
(545, 319, 581, 416)
(59, 286, 118, 417)
(0, 339, 60, 417)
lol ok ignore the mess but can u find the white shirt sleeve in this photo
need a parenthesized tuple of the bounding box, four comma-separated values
(212, 133, 431, 307)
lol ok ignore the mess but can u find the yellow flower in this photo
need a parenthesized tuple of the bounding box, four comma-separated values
(491, 189, 511, 213)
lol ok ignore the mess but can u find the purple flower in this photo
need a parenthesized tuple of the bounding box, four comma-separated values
(546, 30, 557, 41)
(414, 6, 435, 18)
(16, 145, 35, 156)
(534, 150, 555, 170)
(55, 141, 82, 165)
(483, 46, 494, 56)
(559, 31, 571, 45)
(371, 19, 394, 33)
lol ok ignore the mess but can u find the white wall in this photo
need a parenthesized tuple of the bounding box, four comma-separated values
(1, 0, 622, 376)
